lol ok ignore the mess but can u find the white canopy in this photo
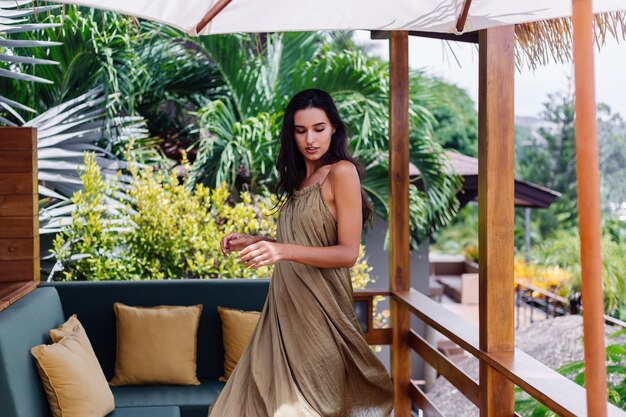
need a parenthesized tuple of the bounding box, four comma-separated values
(53, 0, 625, 36)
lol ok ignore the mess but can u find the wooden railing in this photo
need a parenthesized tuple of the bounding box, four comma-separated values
(515, 281, 569, 328)
(515, 281, 626, 330)
(354, 288, 626, 417)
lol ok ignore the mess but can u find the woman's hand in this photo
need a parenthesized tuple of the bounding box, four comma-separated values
(220, 233, 259, 255)
(239, 241, 286, 269)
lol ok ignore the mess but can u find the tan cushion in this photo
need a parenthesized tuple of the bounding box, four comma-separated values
(217, 306, 260, 382)
(31, 316, 115, 417)
(49, 314, 85, 343)
(110, 303, 202, 386)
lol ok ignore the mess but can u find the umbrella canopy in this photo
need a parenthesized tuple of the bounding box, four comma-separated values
(53, 0, 625, 36)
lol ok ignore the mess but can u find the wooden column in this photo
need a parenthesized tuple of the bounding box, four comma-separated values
(0, 127, 39, 311)
(389, 30, 411, 417)
(571, 0, 608, 415)
(478, 26, 515, 417)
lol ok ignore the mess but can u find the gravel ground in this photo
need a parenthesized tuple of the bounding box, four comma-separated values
(425, 315, 626, 416)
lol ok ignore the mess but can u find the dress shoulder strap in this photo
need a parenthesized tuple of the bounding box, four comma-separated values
(320, 164, 334, 187)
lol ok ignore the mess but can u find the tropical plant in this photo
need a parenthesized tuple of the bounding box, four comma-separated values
(514, 88, 626, 239)
(50, 152, 131, 281)
(28, 87, 149, 238)
(184, 32, 461, 245)
(514, 258, 572, 294)
(427, 77, 478, 157)
(515, 90, 579, 237)
(0, 0, 61, 125)
(50, 150, 376, 285)
(515, 329, 626, 415)
(531, 229, 626, 318)
(598, 104, 626, 209)
(8, 8, 467, 245)
(430, 203, 478, 254)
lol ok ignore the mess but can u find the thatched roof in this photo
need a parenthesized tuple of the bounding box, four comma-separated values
(516, 10, 626, 69)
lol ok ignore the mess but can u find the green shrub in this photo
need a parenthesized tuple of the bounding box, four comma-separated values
(51, 152, 374, 288)
(532, 230, 626, 317)
(515, 329, 626, 415)
(51, 153, 133, 281)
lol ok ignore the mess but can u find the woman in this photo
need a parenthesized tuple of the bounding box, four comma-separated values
(209, 89, 394, 417)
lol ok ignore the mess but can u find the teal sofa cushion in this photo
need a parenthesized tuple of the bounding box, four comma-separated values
(43, 280, 270, 380)
(108, 406, 180, 417)
(0, 288, 65, 417)
(112, 379, 224, 417)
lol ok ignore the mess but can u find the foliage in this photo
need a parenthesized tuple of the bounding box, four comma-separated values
(463, 244, 479, 263)
(515, 329, 626, 415)
(515, 90, 579, 238)
(427, 78, 478, 157)
(50, 152, 375, 286)
(431, 204, 478, 254)
(6, 7, 466, 244)
(28, 87, 146, 204)
(514, 258, 572, 295)
(531, 230, 626, 317)
(51, 152, 131, 280)
(598, 104, 626, 208)
(122, 151, 278, 280)
(185, 31, 462, 245)
(515, 88, 626, 242)
(0, 0, 61, 125)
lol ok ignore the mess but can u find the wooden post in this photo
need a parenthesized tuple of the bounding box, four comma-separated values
(389, 30, 411, 417)
(571, 0, 608, 415)
(0, 127, 39, 311)
(478, 26, 515, 417)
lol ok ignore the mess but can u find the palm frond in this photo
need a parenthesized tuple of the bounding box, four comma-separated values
(0, 0, 60, 124)
(22, 87, 148, 236)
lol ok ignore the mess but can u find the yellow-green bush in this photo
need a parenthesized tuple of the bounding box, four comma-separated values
(52, 153, 133, 281)
(52, 152, 374, 289)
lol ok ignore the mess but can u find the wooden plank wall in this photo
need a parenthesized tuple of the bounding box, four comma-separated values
(0, 127, 39, 311)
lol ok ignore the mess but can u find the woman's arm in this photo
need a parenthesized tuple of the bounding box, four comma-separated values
(239, 160, 362, 269)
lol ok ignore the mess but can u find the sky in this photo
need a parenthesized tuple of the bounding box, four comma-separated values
(353, 30, 626, 119)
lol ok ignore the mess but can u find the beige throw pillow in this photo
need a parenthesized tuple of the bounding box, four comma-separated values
(109, 303, 202, 386)
(31, 315, 115, 417)
(217, 306, 261, 382)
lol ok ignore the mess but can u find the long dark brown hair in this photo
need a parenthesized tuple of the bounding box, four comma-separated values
(275, 89, 373, 225)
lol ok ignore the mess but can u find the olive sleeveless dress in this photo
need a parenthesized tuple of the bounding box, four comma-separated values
(208, 181, 394, 417)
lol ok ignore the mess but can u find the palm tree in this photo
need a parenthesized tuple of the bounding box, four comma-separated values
(184, 31, 461, 244)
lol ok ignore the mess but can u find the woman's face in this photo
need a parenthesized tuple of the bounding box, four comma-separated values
(293, 107, 336, 163)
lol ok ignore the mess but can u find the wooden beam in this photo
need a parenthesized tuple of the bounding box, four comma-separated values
(409, 329, 479, 406)
(371, 30, 479, 44)
(195, 0, 232, 34)
(0, 281, 37, 312)
(456, 0, 473, 33)
(363, 328, 393, 346)
(478, 26, 515, 417)
(392, 289, 626, 416)
(409, 380, 446, 417)
(395, 289, 480, 357)
(389, 30, 411, 417)
(571, 0, 609, 415)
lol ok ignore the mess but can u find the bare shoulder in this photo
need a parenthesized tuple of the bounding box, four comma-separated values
(328, 160, 360, 189)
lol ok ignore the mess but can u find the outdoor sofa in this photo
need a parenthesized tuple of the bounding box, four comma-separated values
(0, 279, 270, 417)
(430, 259, 479, 304)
